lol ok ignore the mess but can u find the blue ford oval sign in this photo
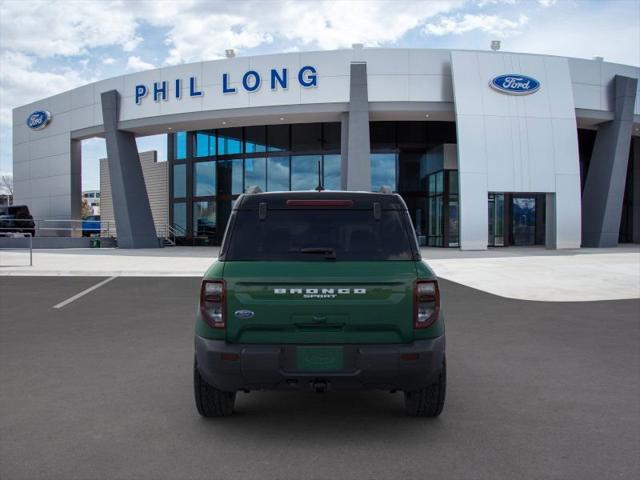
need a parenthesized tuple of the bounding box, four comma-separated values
(490, 74, 540, 95)
(234, 310, 255, 319)
(26, 110, 52, 130)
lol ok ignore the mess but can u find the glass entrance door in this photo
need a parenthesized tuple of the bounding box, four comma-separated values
(488, 193, 505, 246)
(512, 197, 536, 246)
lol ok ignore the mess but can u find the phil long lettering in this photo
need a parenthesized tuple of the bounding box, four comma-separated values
(135, 65, 318, 105)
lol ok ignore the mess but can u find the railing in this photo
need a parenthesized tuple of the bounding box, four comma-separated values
(0, 232, 33, 266)
(0, 218, 116, 237)
(1, 219, 189, 249)
(162, 223, 187, 246)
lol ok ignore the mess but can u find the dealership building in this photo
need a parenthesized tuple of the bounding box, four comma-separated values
(11, 47, 640, 249)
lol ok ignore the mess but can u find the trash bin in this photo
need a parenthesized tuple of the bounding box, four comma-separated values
(90, 238, 101, 248)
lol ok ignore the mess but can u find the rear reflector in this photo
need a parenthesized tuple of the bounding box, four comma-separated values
(400, 353, 419, 361)
(221, 353, 240, 361)
(286, 199, 354, 207)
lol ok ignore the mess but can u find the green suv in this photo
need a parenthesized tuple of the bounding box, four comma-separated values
(194, 191, 446, 417)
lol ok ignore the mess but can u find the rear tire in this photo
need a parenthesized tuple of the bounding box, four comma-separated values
(404, 358, 446, 417)
(193, 358, 236, 417)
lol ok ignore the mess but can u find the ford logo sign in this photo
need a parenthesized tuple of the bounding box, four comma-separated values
(490, 74, 540, 95)
(234, 310, 255, 319)
(26, 110, 52, 130)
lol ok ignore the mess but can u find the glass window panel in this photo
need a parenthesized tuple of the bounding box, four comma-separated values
(495, 194, 504, 237)
(448, 198, 459, 247)
(428, 196, 443, 247)
(397, 152, 424, 192)
(397, 122, 426, 149)
(323, 123, 341, 151)
(267, 124, 289, 152)
(323, 154, 341, 190)
(448, 170, 458, 195)
(194, 131, 215, 157)
(245, 126, 267, 153)
(194, 161, 216, 197)
(174, 131, 187, 160)
(173, 202, 186, 234)
(218, 159, 243, 195)
(291, 123, 322, 152)
(291, 155, 321, 190)
(436, 171, 444, 194)
(244, 157, 266, 192)
(217, 127, 242, 155)
(193, 200, 216, 237)
(267, 156, 289, 191)
(370, 122, 396, 150)
(426, 122, 457, 145)
(173, 164, 186, 198)
(370, 153, 396, 192)
(226, 210, 415, 261)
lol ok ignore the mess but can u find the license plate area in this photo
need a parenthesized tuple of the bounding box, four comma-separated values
(296, 346, 344, 371)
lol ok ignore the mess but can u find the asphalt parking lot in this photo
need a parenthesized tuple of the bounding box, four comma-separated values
(1, 276, 639, 480)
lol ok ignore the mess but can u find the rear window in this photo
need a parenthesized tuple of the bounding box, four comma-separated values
(224, 209, 416, 261)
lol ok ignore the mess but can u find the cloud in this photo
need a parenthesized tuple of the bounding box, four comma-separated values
(0, 50, 93, 172)
(127, 0, 464, 65)
(507, 3, 640, 66)
(0, 51, 89, 123)
(0, 0, 142, 58)
(424, 13, 529, 37)
(102, 57, 117, 65)
(126, 55, 155, 72)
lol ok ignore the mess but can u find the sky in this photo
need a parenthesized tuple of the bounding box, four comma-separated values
(0, 0, 639, 192)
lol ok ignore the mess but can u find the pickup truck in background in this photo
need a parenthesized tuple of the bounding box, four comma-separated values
(0, 205, 36, 237)
(82, 215, 101, 237)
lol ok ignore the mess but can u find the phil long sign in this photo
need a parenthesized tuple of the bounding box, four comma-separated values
(135, 65, 318, 105)
(490, 74, 541, 95)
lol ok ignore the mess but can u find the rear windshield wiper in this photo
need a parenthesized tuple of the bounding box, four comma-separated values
(298, 247, 337, 260)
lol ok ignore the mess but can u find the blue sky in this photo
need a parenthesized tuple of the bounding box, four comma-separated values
(1, 0, 638, 192)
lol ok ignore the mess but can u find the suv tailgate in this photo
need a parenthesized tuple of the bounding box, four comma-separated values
(224, 261, 417, 344)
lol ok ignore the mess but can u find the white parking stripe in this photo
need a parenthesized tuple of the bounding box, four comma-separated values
(53, 276, 118, 309)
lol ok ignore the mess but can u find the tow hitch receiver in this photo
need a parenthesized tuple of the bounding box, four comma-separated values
(311, 380, 329, 393)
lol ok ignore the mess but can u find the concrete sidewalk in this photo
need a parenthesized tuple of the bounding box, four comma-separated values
(0, 245, 638, 301)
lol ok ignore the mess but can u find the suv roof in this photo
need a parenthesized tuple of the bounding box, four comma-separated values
(235, 191, 408, 210)
(0, 205, 30, 215)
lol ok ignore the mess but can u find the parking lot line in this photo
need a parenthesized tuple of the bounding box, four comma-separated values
(52, 276, 118, 309)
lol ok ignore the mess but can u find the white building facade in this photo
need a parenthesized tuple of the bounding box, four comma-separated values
(11, 48, 640, 249)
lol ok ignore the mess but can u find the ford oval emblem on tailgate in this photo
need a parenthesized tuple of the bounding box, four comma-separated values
(234, 310, 255, 319)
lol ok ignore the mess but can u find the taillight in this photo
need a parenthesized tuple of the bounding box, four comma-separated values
(200, 280, 226, 329)
(414, 280, 440, 329)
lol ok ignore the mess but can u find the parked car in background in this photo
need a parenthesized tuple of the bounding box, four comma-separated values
(82, 215, 101, 237)
(0, 205, 36, 237)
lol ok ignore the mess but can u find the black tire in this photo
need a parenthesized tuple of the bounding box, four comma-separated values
(193, 358, 236, 417)
(404, 358, 446, 417)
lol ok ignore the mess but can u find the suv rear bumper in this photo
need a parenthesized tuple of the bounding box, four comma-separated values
(195, 335, 445, 392)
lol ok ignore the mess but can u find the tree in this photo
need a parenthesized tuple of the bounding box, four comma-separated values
(81, 198, 92, 218)
(0, 174, 13, 197)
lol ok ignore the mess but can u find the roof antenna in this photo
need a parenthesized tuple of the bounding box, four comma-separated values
(315, 159, 324, 191)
